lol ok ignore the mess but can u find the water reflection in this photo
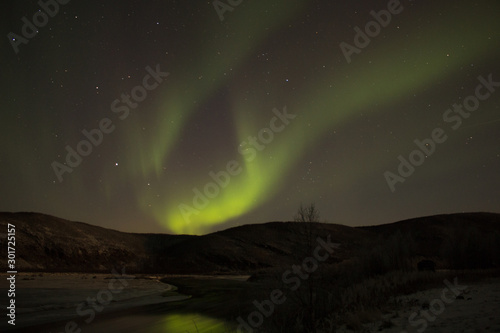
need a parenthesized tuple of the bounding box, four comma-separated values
(149, 313, 234, 333)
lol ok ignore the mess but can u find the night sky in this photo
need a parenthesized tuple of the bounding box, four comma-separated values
(1, 0, 499, 235)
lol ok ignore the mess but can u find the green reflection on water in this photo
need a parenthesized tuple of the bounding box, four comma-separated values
(149, 313, 234, 333)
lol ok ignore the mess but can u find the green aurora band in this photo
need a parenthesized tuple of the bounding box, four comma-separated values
(138, 3, 498, 234)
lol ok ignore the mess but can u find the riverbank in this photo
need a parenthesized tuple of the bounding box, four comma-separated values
(0, 272, 191, 332)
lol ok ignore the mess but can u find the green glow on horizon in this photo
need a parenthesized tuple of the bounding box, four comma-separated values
(160, 106, 299, 234)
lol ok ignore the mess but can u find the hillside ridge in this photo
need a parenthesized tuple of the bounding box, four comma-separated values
(1, 211, 499, 274)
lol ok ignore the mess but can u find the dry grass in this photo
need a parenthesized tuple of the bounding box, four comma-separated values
(312, 269, 500, 332)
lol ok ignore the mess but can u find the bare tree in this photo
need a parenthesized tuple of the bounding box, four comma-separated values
(294, 203, 320, 332)
(294, 203, 320, 224)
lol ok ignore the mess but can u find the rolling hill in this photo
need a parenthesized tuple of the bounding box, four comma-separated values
(1, 211, 499, 274)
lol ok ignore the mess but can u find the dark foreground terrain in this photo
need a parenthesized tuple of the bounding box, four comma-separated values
(1, 211, 499, 332)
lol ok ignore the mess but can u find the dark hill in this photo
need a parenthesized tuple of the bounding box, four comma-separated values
(1, 211, 499, 274)
(361, 212, 500, 269)
(0, 212, 192, 273)
(160, 221, 371, 273)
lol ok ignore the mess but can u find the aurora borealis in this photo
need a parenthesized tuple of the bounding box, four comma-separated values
(1, 0, 499, 234)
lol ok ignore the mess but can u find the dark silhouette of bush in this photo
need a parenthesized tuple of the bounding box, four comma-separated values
(441, 225, 500, 269)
